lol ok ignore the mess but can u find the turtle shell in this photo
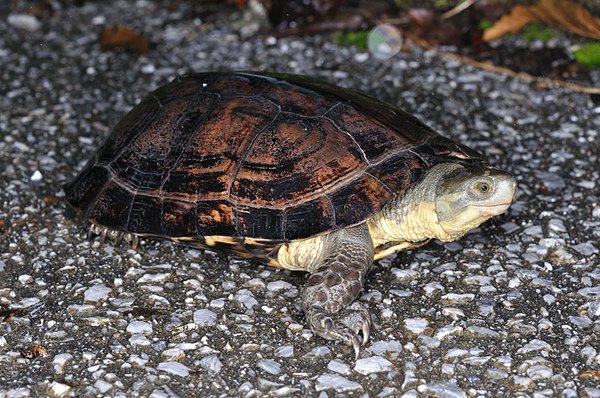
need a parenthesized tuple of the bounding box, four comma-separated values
(64, 71, 483, 243)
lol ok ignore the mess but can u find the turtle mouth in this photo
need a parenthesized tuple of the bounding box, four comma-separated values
(474, 202, 513, 217)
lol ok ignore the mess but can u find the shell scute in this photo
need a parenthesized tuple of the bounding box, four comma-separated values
(87, 181, 134, 230)
(63, 165, 111, 215)
(231, 113, 366, 208)
(161, 96, 279, 200)
(329, 174, 394, 227)
(128, 195, 163, 235)
(196, 201, 236, 236)
(284, 196, 334, 240)
(236, 205, 285, 240)
(162, 199, 197, 237)
(259, 80, 335, 115)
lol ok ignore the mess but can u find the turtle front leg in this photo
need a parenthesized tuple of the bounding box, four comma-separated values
(302, 223, 374, 358)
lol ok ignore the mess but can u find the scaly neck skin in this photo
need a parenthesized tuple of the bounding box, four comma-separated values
(367, 163, 464, 247)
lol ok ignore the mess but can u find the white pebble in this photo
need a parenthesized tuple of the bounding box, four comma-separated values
(193, 309, 217, 326)
(94, 380, 112, 393)
(327, 359, 352, 375)
(518, 339, 553, 354)
(83, 284, 111, 303)
(257, 359, 281, 375)
(417, 382, 467, 398)
(267, 280, 294, 291)
(315, 374, 363, 393)
(572, 242, 598, 256)
(569, 316, 592, 328)
(30, 170, 43, 182)
(127, 321, 153, 335)
(200, 355, 222, 373)
(53, 353, 73, 374)
(48, 381, 71, 397)
(403, 318, 430, 334)
(8, 14, 41, 31)
(18, 274, 33, 284)
(434, 326, 463, 340)
(157, 361, 190, 377)
(367, 340, 402, 355)
(161, 348, 185, 361)
(129, 334, 151, 347)
(465, 326, 500, 338)
(441, 293, 475, 304)
(354, 356, 393, 375)
(391, 268, 420, 282)
(526, 364, 553, 380)
(273, 345, 293, 358)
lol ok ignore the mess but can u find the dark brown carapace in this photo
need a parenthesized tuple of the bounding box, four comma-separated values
(64, 72, 481, 249)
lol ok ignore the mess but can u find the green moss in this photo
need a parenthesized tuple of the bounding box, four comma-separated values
(479, 19, 493, 30)
(573, 42, 600, 69)
(334, 31, 370, 49)
(521, 23, 559, 43)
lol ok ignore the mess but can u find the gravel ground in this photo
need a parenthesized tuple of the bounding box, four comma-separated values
(1, 2, 599, 397)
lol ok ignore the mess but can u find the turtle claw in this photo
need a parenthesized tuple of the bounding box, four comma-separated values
(305, 302, 372, 359)
(362, 320, 371, 345)
(352, 335, 361, 360)
(85, 223, 141, 250)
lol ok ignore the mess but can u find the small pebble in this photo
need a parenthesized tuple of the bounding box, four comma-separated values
(354, 356, 393, 375)
(193, 309, 217, 327)
(83, 284, 111, 303)
(200, 355, 222, 373)
(257, 359, 281, 375)
(157, 361, 190, 377)
(327, 359, 352, 375)
(8, 14, 41, 31)
(315, 374, 363, 393)
(126, 321, 153, 335)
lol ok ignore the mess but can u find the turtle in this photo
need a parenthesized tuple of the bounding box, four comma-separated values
(64, 71, 516, 357)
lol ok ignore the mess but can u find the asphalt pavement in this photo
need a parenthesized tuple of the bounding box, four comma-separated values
(0, 1, 599, 397)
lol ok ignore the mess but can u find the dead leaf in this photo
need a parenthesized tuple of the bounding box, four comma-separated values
(42, 194, 60, 205)
(99, 25, 150, 55)
(20, 344, 48, 359)
(483, 0, 600, 41)
(579, 370, 600, 381)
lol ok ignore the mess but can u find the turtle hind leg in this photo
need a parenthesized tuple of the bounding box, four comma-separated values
(86, 223, 140, 249)
(302, 223, 375, 359)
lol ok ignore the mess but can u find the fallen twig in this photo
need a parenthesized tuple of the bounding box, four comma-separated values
(441, 0, 478, 20)
(406, 33, 600, 94)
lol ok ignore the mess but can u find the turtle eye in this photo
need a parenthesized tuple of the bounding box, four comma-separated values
(475, 182, 491, 194)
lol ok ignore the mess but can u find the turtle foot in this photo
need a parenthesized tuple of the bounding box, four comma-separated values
(87, 224, 140, 249)
(305, 302, 372, 359)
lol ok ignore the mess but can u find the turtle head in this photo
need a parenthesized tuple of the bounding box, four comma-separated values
(434, 164, 516, 240)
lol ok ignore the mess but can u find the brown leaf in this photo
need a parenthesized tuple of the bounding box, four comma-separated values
(579, 370, 600, 381)
(42, 194, 60, 204)
(482, 5, 536, 41)
(483, 0, 600, 41)
(20, 344, 48, 359)
(99, 25, 150, 55)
